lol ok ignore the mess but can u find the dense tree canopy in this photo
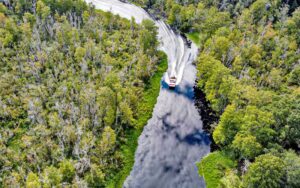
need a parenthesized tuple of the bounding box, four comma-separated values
(0, 0, 161, 186)
(1, 0, 300, 187)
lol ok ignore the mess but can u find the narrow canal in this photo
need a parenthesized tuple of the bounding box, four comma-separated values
(86, 1, 211, 187)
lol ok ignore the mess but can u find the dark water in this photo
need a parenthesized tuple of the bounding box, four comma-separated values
(194, 85, 219, 151)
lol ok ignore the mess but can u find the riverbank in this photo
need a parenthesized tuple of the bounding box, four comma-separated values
(107, 52, 168, 188)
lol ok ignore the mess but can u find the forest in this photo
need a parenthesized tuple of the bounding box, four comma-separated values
(0, 0, 165, 186)
(131, 0, 300, 187)
(1, 0, 300, 187)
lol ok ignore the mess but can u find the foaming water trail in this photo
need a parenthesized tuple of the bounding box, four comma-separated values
(85, 0, 210, 187)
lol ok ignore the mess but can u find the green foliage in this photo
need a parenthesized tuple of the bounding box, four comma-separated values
(167, 4, 181, 27)
(241, 106, 275, 145)
(0, 4, 7, 13)
(2, 0, 300, 187)
(85, 164, 105, 187)
(198, 152, 236, 188)
(198, 6, 231, 37)
(244, 154, 285, 188)
(232, 133, 262, 159)
(74, 46, 86, 62)
(271, 94, 300, 148)
(99, 126, 117, 155)
(213, 104, 241, 146)
(42, 166, 62, 187)
(283, 151, 300, 187)
(219, 170, 241, 188)
(43, 0, 88, 15)
(197, 54, 234, 113)
(191, 0, 299, 186)
(37, 0, 50, 19)
(249, 0, 269, 23)
(59, 160, 75, 183)
(140, 19, 158, 54)
(288, 66, 300, 85)
(0, 0, 161, 186)
(26, 172, 41, 188)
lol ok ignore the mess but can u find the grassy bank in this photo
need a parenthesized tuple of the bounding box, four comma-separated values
(197, 152, 236, 188)
(186, 32, 201, 47)
(107, 52, 168, 188)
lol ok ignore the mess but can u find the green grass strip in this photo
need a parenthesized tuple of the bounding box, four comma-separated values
(197, 151, 236, 188)
(186, 32, 201, 47)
